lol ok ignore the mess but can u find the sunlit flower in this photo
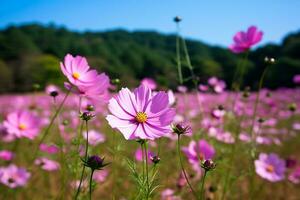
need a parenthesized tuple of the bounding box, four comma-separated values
(161, 188, 181, 200)
(93, 169, 109, 183)
(141, 78, 157, 90)
(60, 54, 98, 86)
(3, 110, 41, 140)
(0, 150, 14, 161)
(0, 164, 30, 188)
(229, 26, 263, 53)
(39, 143, 60, 154)
(35, 157, 60, 171)
(64, 71, 110, 101)
(83, 129, 105, 146)
(106, 85, 175, 140)
(255, 153, 286, 182)
(293, 74, 300, 84)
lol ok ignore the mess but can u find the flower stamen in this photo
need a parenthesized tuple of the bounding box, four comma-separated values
(135, 112, 147, 123)
(266, 164, 274, 173)
(72, 72, 80, 80)
(18, 123, 27, 130)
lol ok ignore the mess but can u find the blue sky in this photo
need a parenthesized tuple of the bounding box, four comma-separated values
(0, 0, 299, 47)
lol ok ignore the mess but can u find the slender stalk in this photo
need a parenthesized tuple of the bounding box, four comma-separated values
(221, 114, 245, 200)
(141, 143, 145, 183)
(89, 170, 94, 200)
(31, 88, 72, 162)
(248, 65, 270, 200)
(175, 22, 183, 85)
(75, 120, 89, 199)
(199, 171, 207, 200)
(177, 134, 198, 199)
(249, 65, 270, 147)
(181, 37, 198, 87)
(145, 142, 150, 199)
(230, 52, 249, 111)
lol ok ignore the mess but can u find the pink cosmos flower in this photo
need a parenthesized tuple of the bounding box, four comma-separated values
(141, 78, 157, 90)
(60, 54, 99, 87)
(288, 166, 300, 184)
(293, 74, 300, 84)
(255, 153, 286, 182)
(39, 143, 59, 154)
(167, 90, 176, 106)
(45, 84, 60, 96)
(106, 85, 175, 140)
(35, 157, 60, 171)
(198, 84, 209, 92)
(0, 164, 30, 188)
(83, 129, 105, 146)
(182, 140, 215, 173)
(64, 72, 110, 102)
(161, 189, 181, 200)
(0, 150, 14, 161)
(229, 26, 263, 53)
(93, 169, 109, 183)
(3, 110, 41, 140)
(0, 124, 16, 142)
(177, 85, 187, 93)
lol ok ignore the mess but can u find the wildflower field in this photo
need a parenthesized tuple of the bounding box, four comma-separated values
(0, 21, 300, 200)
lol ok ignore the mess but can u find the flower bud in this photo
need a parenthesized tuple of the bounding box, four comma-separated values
(172, 123, 191, 135)
(50, 91, 58, 98)
(257, 118, 265, 124)
(111, 78, 120, 85)
(86, 104, 94, 112)
(174, 16, 182, 23)
(79, 111, 95, 121)
(150, 155, 160, 164)
(62, 120, 69, 126)
(84, 155, 108, 171)
(201, 159, 216, 171)
(264, 57, 276, 64)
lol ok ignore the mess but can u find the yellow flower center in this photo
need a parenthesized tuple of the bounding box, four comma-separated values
(18, 123, 27, 130)
(135, 112, 148, 123)
(266, 164, 274, 173)
(72, 72, 80, 80)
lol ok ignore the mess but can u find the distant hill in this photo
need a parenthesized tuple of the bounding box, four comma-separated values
(0, 24, 299, 92)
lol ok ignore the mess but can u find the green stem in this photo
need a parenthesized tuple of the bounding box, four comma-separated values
(32, 88, 72, 162)
(145, 142, 150, 199)
(75, 120, 89, 199)
(248, 65, 270, 200)
(141, 143, 145, 183)
(89, 170, 94, 200)
(199, 171, 207, 200)
(176, 22, 183, 85)
(230, 51, 249, 111)
(249, 65, 270, 146)
(181, 37, 198, 87)
(177, 134, 198, 199)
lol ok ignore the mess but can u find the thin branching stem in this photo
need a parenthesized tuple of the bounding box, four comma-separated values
(176, 22, 183, 85)
(199, 171, 207, 200)
(75, 120, 89, 199)
(89, 170, 94, 200)
(31, 87, 72, 163)
(177, 134, 198, 199)
(145, 142, 150, 199)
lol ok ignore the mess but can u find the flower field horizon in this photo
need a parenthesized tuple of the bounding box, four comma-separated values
(0, 22, 300, 200)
